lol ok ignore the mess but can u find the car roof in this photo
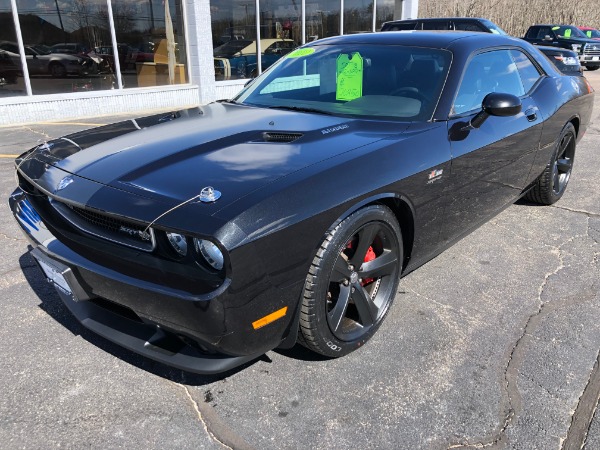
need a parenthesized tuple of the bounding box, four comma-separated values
(385, 17, 489, 22)
(311, 31, 522, 50)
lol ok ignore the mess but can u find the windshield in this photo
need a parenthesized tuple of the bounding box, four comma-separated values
(482, 20, 508, 35)
(583, 29, 600, 39)
(236, 44, 452, 121)
(553, 26, 587, 39)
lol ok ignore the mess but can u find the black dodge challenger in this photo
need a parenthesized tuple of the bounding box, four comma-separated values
(10, 32, 594, 374)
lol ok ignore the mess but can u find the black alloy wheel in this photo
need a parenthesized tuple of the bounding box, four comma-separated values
(551, 130, 575, 196)
(526, 122, 576, 205)
(299, 205, 403, 357)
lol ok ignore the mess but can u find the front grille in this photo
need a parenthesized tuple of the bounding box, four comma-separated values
(51, 199, 156, 252)
(584, 44, 600, 56)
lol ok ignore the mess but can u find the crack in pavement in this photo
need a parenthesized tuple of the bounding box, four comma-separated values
(175, 382, 233, 449)
(446, 228, 597, 449)
(551, 205, 600, 218)
(563, 348, 600, 450)
(174, 382, 254, 450)
(22, 126, 51, 142)
(0, 231, 26, 242)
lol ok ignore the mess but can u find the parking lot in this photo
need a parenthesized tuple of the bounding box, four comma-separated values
(1, 70, 599, 449)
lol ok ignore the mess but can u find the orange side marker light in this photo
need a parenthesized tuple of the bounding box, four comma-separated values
(252, 307, 288, 330)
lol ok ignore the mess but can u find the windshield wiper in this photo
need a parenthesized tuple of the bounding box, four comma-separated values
(268, 105, 333, 115)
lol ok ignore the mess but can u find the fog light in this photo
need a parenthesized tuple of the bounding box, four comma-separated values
(195, 239, 224, 270)
(166, 232, 187, 256)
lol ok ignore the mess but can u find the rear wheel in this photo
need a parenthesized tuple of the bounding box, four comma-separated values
(525, 122, 576, 205)
(299, 205, 403, 357)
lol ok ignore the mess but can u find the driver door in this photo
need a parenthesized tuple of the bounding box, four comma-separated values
(442, 49, 544, 244)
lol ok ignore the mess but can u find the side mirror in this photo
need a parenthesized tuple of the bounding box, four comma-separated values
(543, 35, 553, 41)
(468, 93, 522, 129)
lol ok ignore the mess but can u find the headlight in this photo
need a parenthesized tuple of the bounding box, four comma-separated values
(166, 232, 188, 256)
(571, 44, 582, 53)
(194, 239, 224, 270)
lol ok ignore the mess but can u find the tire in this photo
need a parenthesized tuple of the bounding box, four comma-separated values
(49, 62, 66, 78)
(586, 66, 599, 71)
(525, 122, 576, 205)
(299, 205, 403, 357)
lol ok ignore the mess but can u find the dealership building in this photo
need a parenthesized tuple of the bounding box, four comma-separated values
(0, 0, 418, 125)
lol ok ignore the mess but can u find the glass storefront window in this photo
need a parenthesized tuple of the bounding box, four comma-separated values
(211, 0, 258, 81)
(14, 0, 114, 95)
(112, 0, 188, 88)
(344, 0, 373, 35)
(0, 1, 26, 97)
(305, 1, 340, 42)
(375, 0, 395, 31)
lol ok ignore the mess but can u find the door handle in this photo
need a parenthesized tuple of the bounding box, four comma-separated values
(525, 108, 537, 122)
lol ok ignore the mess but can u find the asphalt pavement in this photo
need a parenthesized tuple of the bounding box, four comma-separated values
(1, 71, 599, 449)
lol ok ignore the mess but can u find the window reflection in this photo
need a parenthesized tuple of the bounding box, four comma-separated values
(13, 0, 114, 94)
(344, 0, 373, 34)
(112, 0, 188, 88)
(375, 0, 395, 31)
(305, 1, 340, 41)
(0, 1, 26, 97)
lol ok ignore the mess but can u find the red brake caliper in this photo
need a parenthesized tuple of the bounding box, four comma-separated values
(362, 246, 376, 286)
(346, 240, 377, 286)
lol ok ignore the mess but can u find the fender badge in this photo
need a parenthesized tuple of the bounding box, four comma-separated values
(56, 176, 74, 192)
(427, 169, 443, 184)
(199, 186, 221, 203)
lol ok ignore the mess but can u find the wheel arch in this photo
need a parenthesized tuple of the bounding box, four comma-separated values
(569, 115, 580, 137)
(330, 193, 416, 274)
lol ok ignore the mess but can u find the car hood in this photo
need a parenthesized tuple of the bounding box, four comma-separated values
(19, 103, 409, 217)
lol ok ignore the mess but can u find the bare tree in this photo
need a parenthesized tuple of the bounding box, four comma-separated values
(420, 0, 600, 36)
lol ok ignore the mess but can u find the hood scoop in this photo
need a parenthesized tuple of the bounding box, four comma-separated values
(260, 132, 303, 143)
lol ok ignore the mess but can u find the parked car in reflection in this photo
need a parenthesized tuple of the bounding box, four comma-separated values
(50, 42, 91, 58)
(214, 38, 297, 80)
(536, 46, 583, 75)
(94, 44, 154, 72)
(0, 49, 20, 85)
(0, 41, 94, 77)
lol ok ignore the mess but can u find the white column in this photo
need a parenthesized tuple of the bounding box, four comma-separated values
(185, 0, 216, 104)
(402, 0, 418, 19)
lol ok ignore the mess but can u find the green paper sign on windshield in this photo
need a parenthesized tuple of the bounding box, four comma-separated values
(564, 28, 572, 38)
(587, 31, 593, 38)
(336, 52, 363, 101)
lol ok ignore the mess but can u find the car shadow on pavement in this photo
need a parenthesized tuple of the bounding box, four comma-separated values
(19, 250, 264, 385)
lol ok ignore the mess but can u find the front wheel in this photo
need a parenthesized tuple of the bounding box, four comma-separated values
(49, 62, 66, 78)
(525, 122, 576, 205)
(299, 205, 403, 357)
(586, 66, 599, 71)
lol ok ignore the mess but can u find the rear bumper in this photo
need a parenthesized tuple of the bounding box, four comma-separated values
(9, 188, 281, 374)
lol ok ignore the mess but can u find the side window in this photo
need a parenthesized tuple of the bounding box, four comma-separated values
(536, 27, 553, 40)
(421, 21, 451, 30)
(454, 21, 485, 32)
(453, 50, 525, 115)
(384, 22, 416, 31)
(510, 50, 542, 94)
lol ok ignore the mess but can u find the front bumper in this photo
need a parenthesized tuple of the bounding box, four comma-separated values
(10, 188, 291, 374)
